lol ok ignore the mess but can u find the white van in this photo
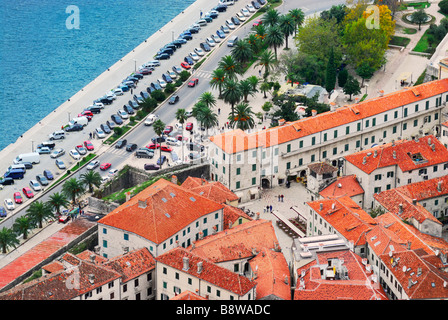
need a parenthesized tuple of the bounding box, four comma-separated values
(166, 137, 179, 146)
(7, 164, 26, 172)
(227, 36, 238, 47)
(197, 19, 207, 27)
(219, 0, 234, 5)
(68, 116, 89, 127)
(49, 130, 65, 140)
(13, 152, 40, 165)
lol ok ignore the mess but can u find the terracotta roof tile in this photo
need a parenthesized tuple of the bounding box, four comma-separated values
(104, 248, 155, 283)
(319, 175, 364, 199)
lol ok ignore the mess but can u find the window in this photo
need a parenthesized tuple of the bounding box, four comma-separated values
(299, 140, 303, 148)
(426, 101, 429, 110)
(103, 240, 107, 248)
(175, 272, 179, 280)
(434, 165, 438, 172)
(364, 138, 368, 146)
(287, 144, 291, 152)
(188, 278, 192, 285)
(372, 118, 376, 126)
(163, 267, 167, 274)
(415, 104, 419, 112)
(346, 126, 350, 134)
(252, 164, 256, 171)
(323, 133, 327, 142)
(236, 168, 240, 175)
(366, 120, 370, 128)
(312, 137, 316, 145)
(234, 264, 239, 272)
(404, 108, 408, 117)
(135, 278, 139, 287)
(414, 119, 418, 127)
(299, 158, 303, 166)
(236, 181, 240, 189)
(124, 233, 129, 241)
(356, 140, 361, 148)
(357, 123, 361, 131)
(286, 162, 291, 169)
(333, 130, 338, 138)
(252, 150, 256, 158)
(123, 284, 127, 292)
(333, 147, 337, 155)
(237, 154, 241, 162)
(393, 126, 397, 134)
(344, 144, 349, 152)
(387, 171, 394, 178)
(384, 114, 388, 122)
(311, 155, 315, 162)
(103, 228, 107, 234)
(371, 136, 375, 143)
(374, 187, 382, 193)
(383, 130, 387, 138)
(374, 174, 382, 181)
(394, 111, 398, 119)
(435, 112, 439, 120)
(322, 151, 327, 159)
(403, 123, 407, 130)
(252, 177, 256, 185)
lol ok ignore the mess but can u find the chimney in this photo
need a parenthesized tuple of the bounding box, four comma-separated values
(138, 200, 147, 208)
(125, 192, 131, 202)
(171, 175, 178, 185)
(417, 267, 422, 276)
(255, 212, 260, 220)
(408, 278, 413, 288)
(197, 261, 203, 274)
(88, 274, 95, 284)
(374, 150, 377, 158)
(407, 241, 412, 250)
(379, 90, 384, 97)
(393, 151, 397, 159)
(311, 110, 317, 117)
(431, 144, 435, 152)
(412, 199, 417, 205)
(438, 180, 442, 192)
(363, 156, 367, 165)
(182, 257, 190, 271)
(89, 254, 96, 264)
(399, 203, 403, 215)
(330, 102, 337, 112)
(428, 138, 432, 145)
(320, 203, 323, 211)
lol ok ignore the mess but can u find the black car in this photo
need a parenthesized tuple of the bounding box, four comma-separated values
(129, 100, 140, 109)
(132, 73, 144, 79)
(179, 33, 192, 41)
(115, 139, 127, 149)
(0, 177, 14, 186)
(184, 56, 194, 65)
(164, 44, 177, 51)
(106, 120, 116, 130)
(126, 143, 138, 152)
(99, 97, 113, 105)
(174, 38, 187, 45)
(252, 0, 260, 9)
(162, 73, 173, 83)
(111, 114, 123, 125)
(169, 95, 179, 104)
(156, 53, 170, 60)
(232, 16, 241, 25)
(101, 123, 111, 134)
(124, 105, 135, 115)
(200, 42, 211, 52)
(189, 27, 200, 34)
(151, 82, 162, 91)
(85, 106, 102, 114)
(22, 162, 33, 169)
(151, 136, 166, 143)
(214, 4, 227, 12)
(169, 41, 182, 48)
(65, 124, 83, 132)
(144, 163, 160, 171)
(203, 16, 212, 23)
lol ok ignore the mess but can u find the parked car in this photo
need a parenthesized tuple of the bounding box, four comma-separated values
(241, 8, 250, 17)
(151, 82, 162, 91)
(157, 79, 167, 88)
(246, 4, 256, 12)
(157, 155, 167, 165)
(13, 192, 23, 204)
(115, 139, 127, 149)
(117, 109, 129, 119)
(216, 29, 226, 38)
(253, 18, 262, 27)
(144, 114, 158, 126)
(84, 140, 94, 151)
(167, 70, 177, 79)
(163, 126, 174, 135)
(200, 42, 211, 52)
(156, 53, 170, 60)
(181, 62, 191, 70)
(86, 160, 100, 170)
(144, 163, 160, 171)
(173, 66, 183, 74)
(161, 146, 173, 152)
(169, 95, 179, 104)
(221, 25, 230, 33)
(0, 207, 7, 217)
(231, 16, 241, 26)
(186, 122, 194, 131)
(0, 177, 14, 186)
(252, 1, 261, 9)
(189, 52, 200, 61)
(106, 120, 116, 131)
(135, 148, 155, 158)
(55, 159, 66, 169)
(123, 105, 135, 115)
(184, 56, 194, 65)
(36, 146, 51, 154)
(75, 145, 87, 155)
(69, 149, 81, 160)
(111, 114, 123, 125)
(194, 47, 205, 56)
(22, 187, 34, 198)
(36, 174, 49, 186)
(101, 123, 111, 134)
(206, 37, 216, 47)
(50, 148, 65, 158)
(212, 34, 221, 43)
(4, 199, 14, 211)
(65, 123, 84, 132)
(226, 19, 236, 30)
(95, 128, 106, 139)
(147, 143, 160, 150)
(162, 73, 173, 83)
(43, 169, 54, 180)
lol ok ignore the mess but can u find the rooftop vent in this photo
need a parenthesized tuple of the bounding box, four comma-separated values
(138, 200, 147, 208)
(190, 197, 196, 202)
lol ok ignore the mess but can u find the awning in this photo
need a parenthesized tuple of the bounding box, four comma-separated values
(397, 72, 412, 82)
(249, 188, 259, 195)
(278, 174, 286, 180)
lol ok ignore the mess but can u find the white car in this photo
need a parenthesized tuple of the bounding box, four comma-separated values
(109, 168, 119, 176)
(50, 148, 65, 158)
(86, 160, 100, 170)
(113, 88, 124, 96)
(144, 114, 158, 126)
(206, 37, 216, 47)
(194, 48, 205, 56)
(69, 149, 81, 160)
(167, 70, 177, 79)
(175, 123, 183, 131)
(226, 19, 236, 30)
(211, 34, 221, 43)
(241, 8, 250, 16)
(246, 4, 256, 12)
(94, 102, 104, 108)
(236, 12, 246, 22)
(29, 180, 42, 191)
(4, 199, 14, 210)
(105, 92, 116, 100)
(221, 25, 230, 33)
(101, 176, 110, 184)
(189, 52, 200, 61)
(158, 79, 167, 88)
(117, 110, 129, 119)
(95, 127, 106, 139)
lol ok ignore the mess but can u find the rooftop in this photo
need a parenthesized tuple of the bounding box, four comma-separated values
(319, 175, 364, 199)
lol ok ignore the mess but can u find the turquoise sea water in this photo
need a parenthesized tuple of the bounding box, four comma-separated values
(0, 0, 195, 151)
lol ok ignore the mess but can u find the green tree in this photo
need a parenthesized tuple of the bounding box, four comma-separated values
(228, 102, 256, 130)
(151, 90, 166, 102)
(209, 68, 227, 98)
(247, 33, 263, 55)
(198, 92, 217, 109)
(80, 170, 102, 193)
(343, 76, 361, 101)
(0, 227, 20, 254)
(238, 79, 257, 102)
(222, 79, 242, 117)
(356, 62, 376, 87)
(265, 26, 284, 59)
(13, 216, 34, 240)
(440, 0, 448, 14)
(176, 108, 188, 162)
(288, 8, 305, 36)
(218, 55, 241, 81)
(260, 81, 272, 98)
(257, 50, 276, 79)
(179, 70, 191, 81)
(263, 8, 280, 27)
(325, 47, 337, 92)
(411, 9, 428, 31)
(338, 68, 349, 88)
(197, 106, 219, 135)
(231, 39, 254, 66)
(272, 95, 299, 122)
(246, 75, 259, 93)
(48, 192, 69, 216)
(320, 4, 347, 24)
(62, 178, 85, 205)
(278, 14, 295, 50)
(140, 97, 158, 113)
(27, 201, 53, 229)
(153, 119, 166, 168)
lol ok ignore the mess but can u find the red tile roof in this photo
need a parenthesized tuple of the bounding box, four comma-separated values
(386, 175, 448, 201)
(319, 175, 364, 199)
(345, 135, 448, 174)
(104, 248, 156, 283)
(187, 180, 239, 204)
(307, 196, 377, 246)
(170, 290, 207, 300)
(211, 79, 448, 154)
(98, 179, 224, 244)
(223, 204, 252, 229)
(188, 219, 279, 263)
(157, 247, 256, 296)
(294, 249, 388, 300)
(248, 248, 291, 300)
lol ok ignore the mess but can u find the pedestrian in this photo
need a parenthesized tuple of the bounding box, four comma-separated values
(259, 69, 262, 77)
(89, 132, 92, 139)
(269, 205, 272, 212)
(218, 108, 221, 115)
(263, 207, 266, 213)
(266, 205, 269, 213)
(131, 88, 133, 94)
(281, 194, 284, 202)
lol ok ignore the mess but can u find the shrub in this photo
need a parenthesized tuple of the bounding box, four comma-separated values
(180, 70, 191, 81)
(164, 83, 176, 94)
(439, 0, 448, 14)
(151, 90, 166, 102)
(113, 127, 123, 136)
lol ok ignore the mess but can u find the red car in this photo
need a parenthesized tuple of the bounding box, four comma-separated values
(22, 187, 34, 199)
(100, 163, 111, 171)
(161, 145, 173, 152)
(253, 19, 262, 27)
(188, 78, 199, 87)
(78, 110, 93, 120)
(84, 140, 94, 151)
(181, 62, 191, 69)
(186, 122, 193, 131)
(147, 143, 160, 149)
(176, 135, 187, 142)
(163, 126, 173, 135)
(13, 192, 23, 204)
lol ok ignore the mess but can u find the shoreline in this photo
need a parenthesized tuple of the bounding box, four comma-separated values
(0, 0, 216, 174)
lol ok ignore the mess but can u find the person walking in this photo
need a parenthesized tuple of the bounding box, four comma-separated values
(281, 194, 284, 202)
(269, 205, 272, 213)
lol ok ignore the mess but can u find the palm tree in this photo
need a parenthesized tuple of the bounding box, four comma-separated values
(218, 55, 241, 81)
(279, 14, 295, 50)
(48, 192, 69, 216)
(197, 107, 219, 136)
(254, 24, 267, 40)
(257, 50, 276, 79)
(221, 79, 242, 117)
(80, 170, 102, 193)
(247, 33, 263, 55)
(62, 177, 85, 205)
(289, 8, 305, 36)
(228, 102, 256, 130)
(0, 227, 19, 254)
(231, 39, 254, 66)
(260, 81, 272, 98)
(13, 216, 34, 240)
(247, 75, 259, 93)
(209, 68, 226, 98)
(198, 92, 217, 109)
(175, 108, 188, 162)
(263, 8, 280, 28)
(265, 26, 284, 59)
(27, 201, 53, 229)
(153, 119, 166, 169)
(238, 79, 257, 102)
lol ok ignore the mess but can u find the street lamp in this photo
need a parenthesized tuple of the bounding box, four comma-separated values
(133, 59, 137, 73)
